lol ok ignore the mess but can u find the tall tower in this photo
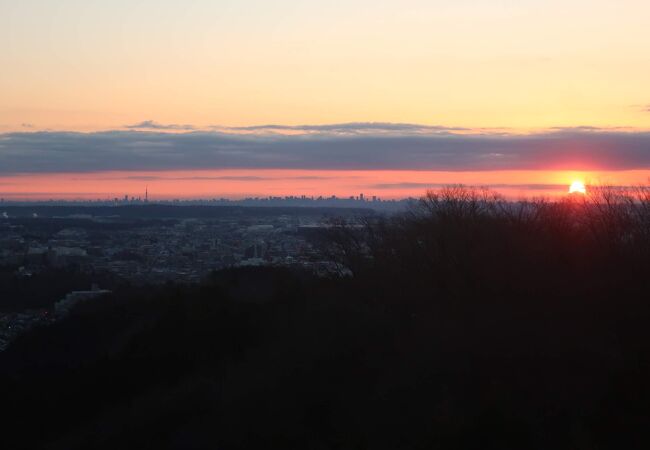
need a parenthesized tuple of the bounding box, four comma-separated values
(145, 186, 148, 203)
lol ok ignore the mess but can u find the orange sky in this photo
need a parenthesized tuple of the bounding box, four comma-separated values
(2, 2, 650, 200)
(2, 1, 650, 133)
(2, 169, 649, 201)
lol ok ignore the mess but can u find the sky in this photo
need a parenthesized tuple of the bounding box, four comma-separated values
(1, 0, 650, 200)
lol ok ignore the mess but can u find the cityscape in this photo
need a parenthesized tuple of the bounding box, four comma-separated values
(0, 203, 372, 350)
(1, 193, 413, 210)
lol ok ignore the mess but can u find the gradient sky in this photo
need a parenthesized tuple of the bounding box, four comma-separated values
(1, 1, 650, 199)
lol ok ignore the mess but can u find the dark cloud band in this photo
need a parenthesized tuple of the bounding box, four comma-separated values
(1, 125, 650, 174)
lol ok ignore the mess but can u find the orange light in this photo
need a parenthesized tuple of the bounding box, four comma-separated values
(568, 181, 587, 194)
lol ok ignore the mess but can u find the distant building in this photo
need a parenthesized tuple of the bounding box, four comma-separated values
(247, 224, 274, 233)
(237, 257, 265, 267)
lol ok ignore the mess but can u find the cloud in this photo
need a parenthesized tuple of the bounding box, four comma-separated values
(125, 120, 196, 131)
(212, 122, 469, 136)
(1, 125, 650, 174)
(632, 104, 650, 113)
(97, 174, 351, 181)
(164, 175, 337, 181)
(371, 182, 566, 191)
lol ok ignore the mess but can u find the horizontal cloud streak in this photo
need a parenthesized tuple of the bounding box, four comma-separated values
(215, 122, 469, 135)
(1, 125, 650, 174)
(371, 182, 567, 191)
(94, 175, 340, 181)
(125, 120, 196, 131)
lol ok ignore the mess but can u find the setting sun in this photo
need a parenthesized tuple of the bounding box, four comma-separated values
(569, 181, 587, 195)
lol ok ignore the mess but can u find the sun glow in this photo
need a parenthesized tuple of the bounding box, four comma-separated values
(569, 181, 587, 195)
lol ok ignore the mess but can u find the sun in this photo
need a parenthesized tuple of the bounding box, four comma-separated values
(568, 181, 587, 195)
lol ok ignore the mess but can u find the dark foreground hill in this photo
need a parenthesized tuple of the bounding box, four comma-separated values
(2, 187, 650, 449)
